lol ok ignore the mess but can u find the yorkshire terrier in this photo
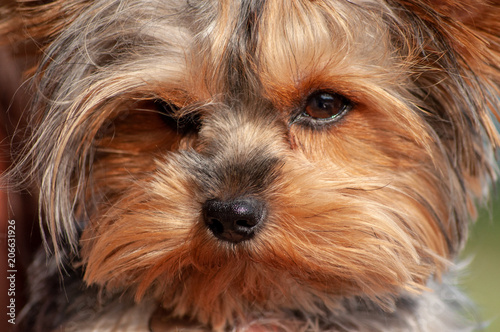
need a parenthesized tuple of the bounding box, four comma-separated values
(1, 0, 499, 331)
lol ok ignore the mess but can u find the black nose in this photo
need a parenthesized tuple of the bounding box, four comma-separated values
(202, 198, 266, 243)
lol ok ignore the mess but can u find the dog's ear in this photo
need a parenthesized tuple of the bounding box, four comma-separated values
(430, 0, 500, 63)
(429, 0, 497, 24)
(1, 0, 84, 46)
(390, 0, 500, 254)
(397, 0, 500, 155)
(398, 0, 500, 58)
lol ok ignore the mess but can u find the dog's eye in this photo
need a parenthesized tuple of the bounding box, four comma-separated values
(154, 99, 201, 135)
(303, 91, 352, 121)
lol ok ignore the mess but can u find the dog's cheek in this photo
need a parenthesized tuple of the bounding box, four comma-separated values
(80, 157, 201, 291)
(260, 163, 443, 296)
(276, 101, 455, 287)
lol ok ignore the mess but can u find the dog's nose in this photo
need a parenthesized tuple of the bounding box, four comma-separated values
(202, 198, 266, 243)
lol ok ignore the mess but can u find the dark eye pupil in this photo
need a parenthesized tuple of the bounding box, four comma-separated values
(304, 92, 350, 120)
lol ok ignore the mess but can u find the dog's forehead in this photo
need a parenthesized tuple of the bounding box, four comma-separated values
(179, 0, 393, 106)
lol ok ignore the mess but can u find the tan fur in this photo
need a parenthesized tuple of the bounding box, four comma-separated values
(1, 0, 499, 331)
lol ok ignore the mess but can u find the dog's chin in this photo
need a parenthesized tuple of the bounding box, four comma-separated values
(148, 306, 305, 332)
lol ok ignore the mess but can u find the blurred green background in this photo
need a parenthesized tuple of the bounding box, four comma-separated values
(462, 193, 500, 332)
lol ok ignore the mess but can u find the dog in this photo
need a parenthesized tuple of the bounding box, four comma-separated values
(1, 0, 499, 331)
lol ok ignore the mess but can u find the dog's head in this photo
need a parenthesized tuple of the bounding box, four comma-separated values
(4, 0, 500, 329)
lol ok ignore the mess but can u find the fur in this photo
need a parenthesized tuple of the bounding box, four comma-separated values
(1, 0, 499, 331)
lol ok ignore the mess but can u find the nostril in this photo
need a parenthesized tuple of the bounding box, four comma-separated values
(202, 198, 266, 243)
(206, 217, 224, 234)
(236, 219, 255, 228)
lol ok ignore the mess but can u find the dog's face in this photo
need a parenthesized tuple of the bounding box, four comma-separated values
(5, 0, 499, 330)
